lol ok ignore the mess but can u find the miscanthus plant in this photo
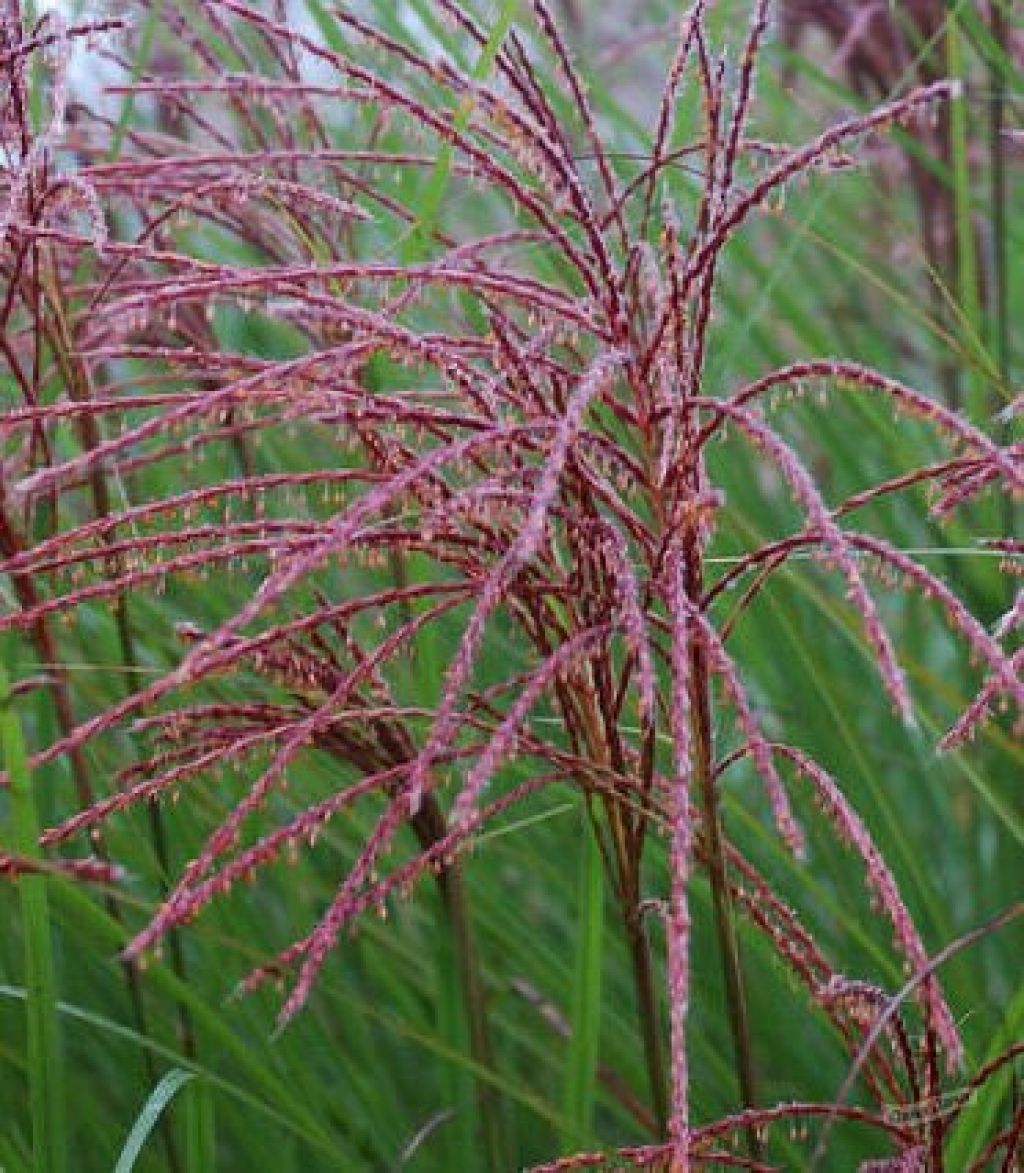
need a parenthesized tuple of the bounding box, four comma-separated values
(2, 0, 1022, 1169)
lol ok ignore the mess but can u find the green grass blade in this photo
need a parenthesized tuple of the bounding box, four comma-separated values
(0, 983, 334, 1150)
(41, 882, 342, 1159)
(1, 653, 65, 1173)
(400, 0, 519, 261)
(302, 0, 352, 57)
(184, 1077, 216, 1173)
(114, 1068, 194, 1173)
(436, 896, 476, 1169)
(944, 979, 1024, 1168)
(945, 3, 986, 417)
(107, 1, 165, 162)
(0, 1132, 31, 1171)
(560, 805, 604, 1152)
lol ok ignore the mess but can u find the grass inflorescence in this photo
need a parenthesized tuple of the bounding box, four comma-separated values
(1, 1, 1021, 1169)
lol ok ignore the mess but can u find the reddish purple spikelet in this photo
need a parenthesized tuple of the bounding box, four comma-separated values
(690, 605, 805, 858)
(776, 746, 962, 1069)
(717, 401, 915, 723)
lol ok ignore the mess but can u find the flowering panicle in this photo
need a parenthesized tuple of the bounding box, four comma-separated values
(2, 2, 1019, 1168)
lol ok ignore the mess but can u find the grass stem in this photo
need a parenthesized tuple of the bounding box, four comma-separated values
(686, 551, 762, 1161)
(1, 646, 66, 1173)
(561, 801, 604, 1150)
